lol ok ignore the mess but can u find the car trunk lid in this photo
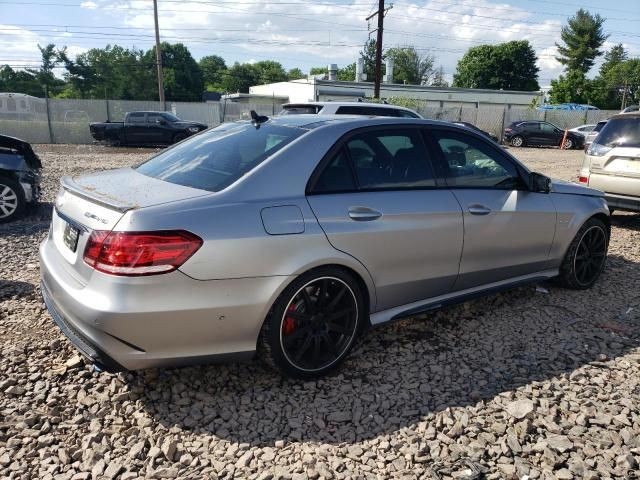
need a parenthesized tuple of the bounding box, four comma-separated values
(588, 147, 640, 196)
(50, 168, 210, 283)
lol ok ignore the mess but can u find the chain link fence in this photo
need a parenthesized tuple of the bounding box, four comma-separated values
(0, 96, 622, 145)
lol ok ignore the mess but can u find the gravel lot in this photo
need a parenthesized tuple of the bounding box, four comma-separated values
(1, 145, 639, 480)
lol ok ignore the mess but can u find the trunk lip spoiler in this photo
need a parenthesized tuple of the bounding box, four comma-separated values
(60, 176, 135, 213)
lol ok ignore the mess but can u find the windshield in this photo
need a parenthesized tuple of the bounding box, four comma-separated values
(162, 112, 180, 122)
(594, 117, 640, 148)
(136, 122, 305, 192)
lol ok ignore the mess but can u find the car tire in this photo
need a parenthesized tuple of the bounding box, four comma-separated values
(557, 217, 608, 290)
(0, 176, 25, 223)
(173, 133, 187, 144)
(510, 136, 524, 147)
(259, 266, 366, 379)
(562, 138, 574, 149)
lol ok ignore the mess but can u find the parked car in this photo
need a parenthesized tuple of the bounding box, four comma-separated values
(41, 115, 610, 378)
(0, 134, 41, 223)
(452, 121, 499, 142)
(569, 124, 596, 137)
(584, 120, 608, 151)
(280, 101, 422, 118)
(579, 112, 640, 213)
(504, 121, 584, 149)
(621, 105, 639, 114)
(89, 111, 208, 146)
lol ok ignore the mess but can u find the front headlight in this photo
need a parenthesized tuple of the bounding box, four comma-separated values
(188, 127, 200, 133)
(587, 143, 612, 157)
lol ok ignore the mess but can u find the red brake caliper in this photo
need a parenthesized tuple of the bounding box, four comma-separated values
(283, 304, 297, 335)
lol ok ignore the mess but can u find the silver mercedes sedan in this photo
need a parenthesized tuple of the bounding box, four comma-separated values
(40, 115, 610, 378)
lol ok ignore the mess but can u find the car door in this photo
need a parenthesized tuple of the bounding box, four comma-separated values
(125, 112, 148, 144)
(146, 113, 170, 143)
(541, 122, 562, 145)
(428, 128, 557, 291)
(524, 122, 546, 145)
(306, 126, 464, 312)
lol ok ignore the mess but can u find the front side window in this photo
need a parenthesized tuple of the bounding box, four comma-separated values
(541, 123, 557, 133)
(433, 131, 521, 189)
(137, 122, 305, 192)
(147, 113, 164, 124)
(346, 129, 435, 189)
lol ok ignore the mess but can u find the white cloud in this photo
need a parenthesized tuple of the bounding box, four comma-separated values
(80, 1, 98, 9)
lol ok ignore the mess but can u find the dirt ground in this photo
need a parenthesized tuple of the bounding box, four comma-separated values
(1, 144, 639, 480)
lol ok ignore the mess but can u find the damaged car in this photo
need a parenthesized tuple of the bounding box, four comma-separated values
(0, 134, 41, 222)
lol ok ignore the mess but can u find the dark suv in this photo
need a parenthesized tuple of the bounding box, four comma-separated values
(504, 121, 584, 149)
(0, 135, 41, 222)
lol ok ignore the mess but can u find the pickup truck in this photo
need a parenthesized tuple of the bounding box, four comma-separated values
(89, 111, 208, 146)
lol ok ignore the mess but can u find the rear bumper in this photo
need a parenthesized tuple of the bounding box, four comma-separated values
(605, 193, 640, 212)
(39, 236, 292, 370)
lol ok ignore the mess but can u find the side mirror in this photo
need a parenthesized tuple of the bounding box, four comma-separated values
(529, 172, 551, 193)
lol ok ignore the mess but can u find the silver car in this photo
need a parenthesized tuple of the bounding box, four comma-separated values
(40, 115, 611, 378)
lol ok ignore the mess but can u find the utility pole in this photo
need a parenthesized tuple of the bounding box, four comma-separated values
(621, 80, 628, 111)
(153, 0, 165, 107)
(366, 0, 392, 99)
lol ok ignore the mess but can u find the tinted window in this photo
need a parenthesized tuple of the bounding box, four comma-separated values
(434, 131, 521, 189)
(313, 148, 356, 193)
(281, 106, 320, 115)
(137, 122, 304, 192)
(162, 112, 180, 122)
(147, 113, 164, 123)
(346, 129, 435, 189)
(398, 110, 420, 118)
(594, 117, 640, 148)
(593, 121, 607, 133)
(335, 106, 403, 117)
(540, 123, 557, 133)
(127, 113, 145, 123)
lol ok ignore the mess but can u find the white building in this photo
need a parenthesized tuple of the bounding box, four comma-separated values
(249, 78, 542, 108)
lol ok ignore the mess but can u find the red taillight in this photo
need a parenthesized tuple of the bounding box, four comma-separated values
(83, 230, 203, 276)
(578, 176, 589, 184)
(504, 128, 512, 133)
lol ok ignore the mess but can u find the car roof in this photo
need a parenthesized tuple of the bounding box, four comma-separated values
(260, 114, 488, 130)
(283, 101, 416, 111)
(612, 111, 640, 119)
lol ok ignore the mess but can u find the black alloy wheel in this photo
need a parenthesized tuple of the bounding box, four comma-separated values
(573, 225, 608, 287)
(260, 267, 364, 378)
(558, 217, 609, 289)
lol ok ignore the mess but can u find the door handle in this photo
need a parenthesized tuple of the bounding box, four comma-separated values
(468, 204, 492, 216)
(348, 206, 382, 221)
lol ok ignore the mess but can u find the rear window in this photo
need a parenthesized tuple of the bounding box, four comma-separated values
(136, 122, 304, 192)
(280, 106, 320, 115)
(594, 117, 640, 148)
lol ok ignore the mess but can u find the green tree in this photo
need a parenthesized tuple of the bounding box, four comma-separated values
(360, 38, 383, 81)
(58, 44, 155, 99)
(0, 65, 43, 96)
(549, 70, 598, 104)
(199, 55, 227, 90)
(145, 43, 203, 101)
(221, 62, 259, 93)
(555, 9, 607, 74)
(338, 63, 356, 81)
(252, 60, 287, 84)
(287, 68, 306, 80)
(430, 66, 448, 87)
(453, 41, 539, 91)
(386, 47, 434, 85)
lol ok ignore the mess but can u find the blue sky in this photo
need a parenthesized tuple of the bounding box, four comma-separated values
(1, 0, 639, 86)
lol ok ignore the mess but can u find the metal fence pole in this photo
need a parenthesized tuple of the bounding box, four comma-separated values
(500, 106, 507, 143)
(44, 88, 54, 144)
(105, 98, 110, 121)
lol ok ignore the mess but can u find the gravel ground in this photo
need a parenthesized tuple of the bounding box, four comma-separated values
(1, 145, 639, 480)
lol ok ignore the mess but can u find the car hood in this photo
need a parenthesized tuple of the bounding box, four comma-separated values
(65, 167, 210, 212)
(551, 179, 604, 197)
(173, 121, 207, 128)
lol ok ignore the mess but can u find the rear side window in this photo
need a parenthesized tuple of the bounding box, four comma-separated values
(595, 117, 640, 148)
(137, 123, 304, 192)
(312, 128, 435, 192)
(127, 113, 145, 123)
(593, 121, 607, 133)
(335, 106, 409, 117)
